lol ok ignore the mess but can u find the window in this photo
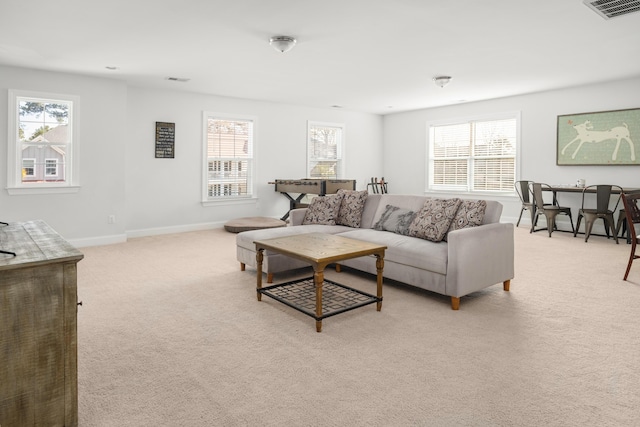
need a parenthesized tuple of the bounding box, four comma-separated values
(203, 113, 254, 201)
(45, 159, 58, 176)
(22, 159, 35, 177)
(307, 121, 344, 179)
(7, 90, 79, 194)
(427, 113, 518, 193)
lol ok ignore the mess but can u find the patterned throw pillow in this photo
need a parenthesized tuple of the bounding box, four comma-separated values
(336, 189, 368, 228)
(302, 194, 344, 225)
(447, 200, 487, 234)
(408, 198, 462, 242)
(373, 205, 417, 235)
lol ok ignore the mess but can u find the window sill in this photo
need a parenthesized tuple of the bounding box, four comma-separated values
(7, 186, 81, 196)
(425, 189, 519, 201)
(201, 197, 258, 207)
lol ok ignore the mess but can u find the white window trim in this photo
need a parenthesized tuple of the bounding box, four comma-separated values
(307, 121, 345, 179)
(45, 158, 59, 177)
(22, 158, 36, 177)
(201, 111, 258, 206)
(425, 111, 521, 197)
(7, 89, 80, 195)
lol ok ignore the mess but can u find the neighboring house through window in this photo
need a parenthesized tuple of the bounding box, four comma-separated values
(307, 121, 344, 179)
(7, 90, 79, 194)
(427, 113, 519, 193)
(203, 113, 255, 201)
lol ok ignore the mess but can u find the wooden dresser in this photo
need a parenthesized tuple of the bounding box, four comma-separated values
(0, 220, 84, 426)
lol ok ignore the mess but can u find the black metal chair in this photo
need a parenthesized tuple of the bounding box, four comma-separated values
(616, 208, 631, 244)
(530, 182, 575, 237)
(574, 185, 623, 243)
(514, 180, 535, 227)
(621, 190, 640, 280)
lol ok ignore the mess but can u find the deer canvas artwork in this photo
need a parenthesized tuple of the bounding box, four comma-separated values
(557, 108, 640, 166)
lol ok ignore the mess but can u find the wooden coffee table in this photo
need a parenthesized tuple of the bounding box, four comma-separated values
(254, 233, 386, 332)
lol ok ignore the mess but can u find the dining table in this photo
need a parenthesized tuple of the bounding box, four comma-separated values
(542, 184, 639, 243)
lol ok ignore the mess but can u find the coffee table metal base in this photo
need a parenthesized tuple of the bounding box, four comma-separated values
(259, 277, 381, 324)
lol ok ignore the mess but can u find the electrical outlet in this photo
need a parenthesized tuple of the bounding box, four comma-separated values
(108, 215, 116, 224)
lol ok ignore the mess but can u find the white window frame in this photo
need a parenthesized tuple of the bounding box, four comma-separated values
(22, 158, 36, 177)
(7, 90, 80, 195)
(307, 121, 345, 179)
(426, 111, 520, 195)
(45, 158, 59, 177)
(202, 112, 257, 205)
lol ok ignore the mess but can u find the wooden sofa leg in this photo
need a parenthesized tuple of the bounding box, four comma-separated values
(450, 297, 460, 310)
(240, 262, 245, 271)
(335, 263, 341, 273)
(503, 280, 510, 291)
(267, 273, 273, 283)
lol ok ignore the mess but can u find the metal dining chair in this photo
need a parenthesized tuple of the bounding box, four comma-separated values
(514, 180, 535, 227)
(574, 185, 623, 243)
(530, 182, 575, 237)
(621, 190, 640, 280)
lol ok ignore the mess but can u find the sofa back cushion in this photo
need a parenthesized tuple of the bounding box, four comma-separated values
(360, 194, 503, 229)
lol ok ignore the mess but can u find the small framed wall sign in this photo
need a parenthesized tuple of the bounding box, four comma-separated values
(155, 122, 175, 158)
(557, 108, 639, 166)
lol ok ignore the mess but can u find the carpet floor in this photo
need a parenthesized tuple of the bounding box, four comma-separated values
(77, 225, 640, 426)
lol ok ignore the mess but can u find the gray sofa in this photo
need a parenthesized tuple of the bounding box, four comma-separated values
(236, 193, 514, 310)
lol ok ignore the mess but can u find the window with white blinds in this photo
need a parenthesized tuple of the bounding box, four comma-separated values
(428, 115, 518, 192)
(203, 113, 254, 200)
(307, 121, 344, 179)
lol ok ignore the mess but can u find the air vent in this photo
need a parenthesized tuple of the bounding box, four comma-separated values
(165, 77, 190, 82)
(583, 0, 640, 19)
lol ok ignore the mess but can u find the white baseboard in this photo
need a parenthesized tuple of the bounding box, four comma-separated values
(69, 233, 128, 248)
(126, 221, 226, 239)
(69, 222, 227, 248)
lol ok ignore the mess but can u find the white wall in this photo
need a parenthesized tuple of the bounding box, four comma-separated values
(0, 65, 383, 245)
(124, 86, 383, 236)
(2, 62, 637, 245)
(382, 76, 640, 225)
(0, 65, 128, 246)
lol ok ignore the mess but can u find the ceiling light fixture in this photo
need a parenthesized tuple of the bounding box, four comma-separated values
(270, 36, 297, 53)
(433, 76, 452, 88)
(165, 77, 190, 82)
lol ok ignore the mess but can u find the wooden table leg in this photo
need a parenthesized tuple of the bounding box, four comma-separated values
(256, 248, 264, 301)
(375, 254, 384, 311)
(314, 269, 324, 332)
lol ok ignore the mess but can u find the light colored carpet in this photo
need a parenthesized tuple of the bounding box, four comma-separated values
(77, 226, 640, 426)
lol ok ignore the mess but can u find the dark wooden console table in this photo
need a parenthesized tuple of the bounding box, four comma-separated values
(0, 220, 84, 426)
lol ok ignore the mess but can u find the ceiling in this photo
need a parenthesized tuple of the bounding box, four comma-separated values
(1, 0, 639, 115)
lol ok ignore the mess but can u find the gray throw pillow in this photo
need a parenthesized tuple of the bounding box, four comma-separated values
(408, 198, 462, 242)
(302, 194, 344, 225)
(336, 189, 368, 228)
(373, 205, 417, 235)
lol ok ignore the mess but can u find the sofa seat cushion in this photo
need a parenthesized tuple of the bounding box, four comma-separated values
(236, 224, 353, 253)
(338, 229, 448, 275)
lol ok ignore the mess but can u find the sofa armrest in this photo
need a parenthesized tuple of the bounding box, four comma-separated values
(289, 208, 308, 226)
(446, 222, 514, 297)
